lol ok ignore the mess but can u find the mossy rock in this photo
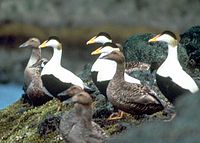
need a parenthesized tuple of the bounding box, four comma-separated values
(180, 25, 200, 68)
(123, 33, 189, 71)
(0, 99, 66, 143)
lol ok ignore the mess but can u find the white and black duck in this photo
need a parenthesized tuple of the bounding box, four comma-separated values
(39, 36, 92, 103)
(148, 31, 199, 103)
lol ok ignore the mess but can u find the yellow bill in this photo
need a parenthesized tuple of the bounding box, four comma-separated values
(39, 40, 48, 48)
(148, 34, 161, 42)
(86, 36, 96, 45)
(91, 47, 102, 55)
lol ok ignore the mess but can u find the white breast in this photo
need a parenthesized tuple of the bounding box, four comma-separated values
(157, 59, 199, 93)
(41, 62, 84, 89)
(91, 58, 141, 84)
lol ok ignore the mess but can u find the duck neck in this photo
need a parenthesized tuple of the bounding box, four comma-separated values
(27, 48, 41, 67)
(49, 48, 62, 65)
(166, 44, 179, 65)
(114, 62, 125, 80)
(75, 104, 92, 122)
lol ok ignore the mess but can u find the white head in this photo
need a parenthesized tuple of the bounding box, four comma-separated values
(148, 31, 178, 47)
(91, 43, 120, 57)
(39, 36, 62, 50)
(86, 32, 112, 45)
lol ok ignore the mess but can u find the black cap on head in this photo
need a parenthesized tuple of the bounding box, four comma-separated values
(102, 42, 118, 48)
(97, 32, 112, 40)
(48, 36, 61, 43)
(161, 31, 177, 40)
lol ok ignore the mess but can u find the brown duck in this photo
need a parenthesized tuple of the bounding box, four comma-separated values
(59, 85, 108, 143)
(20, 38, 52, 106)
(100, 43, 164, 119)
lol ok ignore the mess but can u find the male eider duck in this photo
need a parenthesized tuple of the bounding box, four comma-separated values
(87, 32, 142, 98)
(59, 86, 108, 143)
(20, 38, 52, 106)
(87, 32, 150, 71)
(101, 43, 164, 119)
(39, 36, 92, 106)
(148, 31, 199, 103)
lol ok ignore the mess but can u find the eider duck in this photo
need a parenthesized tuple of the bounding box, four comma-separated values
(90, 43, 141, 98)
(39, 36, 92, 104)
(20, 38, 41, 91)
(20, 38, 52, 106)
(101, 43, 164, 119)
(59, 86, 108, 143)
(148, 31, 199, 103)
(87, 32, 150, 72)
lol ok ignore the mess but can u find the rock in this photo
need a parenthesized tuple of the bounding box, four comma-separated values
(107, 91, 200, 143)
(123, 33, 189, 71)
(38, 115, 61, 136)
(180, 25, 200, 68)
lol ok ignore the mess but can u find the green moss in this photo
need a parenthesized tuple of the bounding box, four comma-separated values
(0, 99, 66, 143)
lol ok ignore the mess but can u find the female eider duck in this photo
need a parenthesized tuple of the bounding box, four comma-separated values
(20, 38, 52, 106)
(101, 43, 164, 119)
(20, 38, 41, 91)
(90, 43, 141, 99)
(87, 32, 143, 98)
(39, 36, 92, 105)
(148, 31, 199, 103)
(60, 86, 108, 143)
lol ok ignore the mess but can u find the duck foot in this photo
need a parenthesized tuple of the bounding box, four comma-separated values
(107, 110, 125, 121)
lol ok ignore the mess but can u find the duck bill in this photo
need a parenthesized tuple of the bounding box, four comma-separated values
(86, 36, 96, 45)
(148, 34, 161, 42)
(19, 42, 29, 48)
(91, 47, 102, 55)
(39, 40, 48, 48)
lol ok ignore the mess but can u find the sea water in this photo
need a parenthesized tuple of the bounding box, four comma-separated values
(0, 83, 23, 110)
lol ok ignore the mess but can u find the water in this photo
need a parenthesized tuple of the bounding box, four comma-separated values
(0, 83, 23, 110)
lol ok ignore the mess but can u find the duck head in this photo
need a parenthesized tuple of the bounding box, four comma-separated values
(148, 31, 178, 47)
(86, 32, 112, 45)
(19, 38, 40, 48)
(91, 42, 120, 56)
(39, 36, 62, 50)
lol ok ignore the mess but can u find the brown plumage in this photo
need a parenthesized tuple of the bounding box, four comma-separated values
(102, 44, 164, 115)
(59, 86, 108, 143)
(20, 38, 52, 106)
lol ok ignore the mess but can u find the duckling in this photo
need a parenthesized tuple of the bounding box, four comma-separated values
(59, 86, 108, 143)
(148, 31, 199, 104)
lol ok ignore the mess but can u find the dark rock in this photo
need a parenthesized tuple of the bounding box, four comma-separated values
(180, 25, 200, 68)
(107, 91, 200, 143)
(123, 33, 189, 71)
(38, 115, 61, 136)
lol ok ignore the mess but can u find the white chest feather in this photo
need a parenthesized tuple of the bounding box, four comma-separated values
(41, 49, 84, 89)
(91, 58, 141, 84)
(157, 46, 199, 93)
